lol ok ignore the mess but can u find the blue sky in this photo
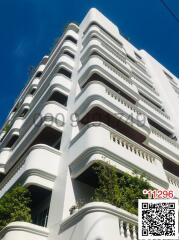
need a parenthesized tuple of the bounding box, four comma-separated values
(0, 0, 179, 127)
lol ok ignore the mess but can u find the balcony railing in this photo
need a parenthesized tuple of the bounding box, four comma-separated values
(0, 144, 60, 197)
(70, 123, 162, 166)
(101, 41, 126, 64)
(128, 58, 151, 79)
(105, 87, 141, 115)
(136, 61, 148, 74)
(81, 38, 129, 75)
(0, 95, 34, 142)
(78, 56, 139, 103)
(82, 24, 125, 56)
(0, 222, 49, 240)
(75, 81, 150, 136)
(165, 170, 179, 198)
(132, 74, 156, 93)
(0, 102, 66, 173)
(0, 148, 11, 173)
(0, 28, 77, 139)
(69, 122, 168, 188)
(60, 202, 138, 240)
(151, 126, 179, 149)
(166, 171, 179, 188)
(111, 133, 155, 163)
(102, 61, 132, 85)
(139, 95, 170, 120)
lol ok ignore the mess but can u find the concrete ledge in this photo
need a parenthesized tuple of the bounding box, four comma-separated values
(0, 222, 49, 240)
(59, 202, 137, 240)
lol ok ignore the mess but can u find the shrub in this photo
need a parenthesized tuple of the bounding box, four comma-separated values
(0, 185, 32, 230)
(92, 163, 151, 215)
(91, 163, 122, 207)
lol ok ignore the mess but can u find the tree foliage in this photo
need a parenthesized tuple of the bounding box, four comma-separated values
(0, 185, 32, 230)
(92, 163, 151, 215)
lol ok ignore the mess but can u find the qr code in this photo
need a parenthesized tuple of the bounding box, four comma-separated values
(138, 199, 178, 239)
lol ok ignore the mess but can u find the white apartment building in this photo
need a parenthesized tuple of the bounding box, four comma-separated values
(0, 8, 179, 240)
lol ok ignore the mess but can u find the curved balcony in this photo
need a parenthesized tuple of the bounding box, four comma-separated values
(0, 144, 61, 197)
(0, 100, 31, 140)
(60, 202, 138, 240)
(17, 70, 70, 133)
(81, 38, 130, 75)
(82, 24, 125, 57)
(0, 148, 11, 173)
(56, 55, 75, 69)
(31, 77, 41, 88)
(0, 222, 48, 240)
(0, 128, 19, 150)
(0, 118, 24, 147)
(41, 55, 49, 64)
(165, 171, 179, 199)
(65, 29, 79, 41)
(61, 40, 77, 53)
(18, 101, 66, 140)
(51, 74, 71, 93)
(145, 126, 179, 164)
(0, 30, 76, 138)
(35, 63, 46, 73)
(78, 55, 139, 102)
(75, 81, 150, 138)
(11, 117, 24, 130)
(40, 29, 77, 82)
(0, 96, 37, 148)
(69, 122, 168, 189)
(0, 102, 66, 172)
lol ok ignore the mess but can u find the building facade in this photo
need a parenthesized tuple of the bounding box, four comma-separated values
(0, 8, 179, 240)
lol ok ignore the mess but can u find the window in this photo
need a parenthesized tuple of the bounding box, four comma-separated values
(35, 71, 42, 78)
(33, 208, 49, 227)
(6, 135, 19, 148)
(31, 127, 62, 150)
(29, 88, 36, 95)
(58, 68, 72, 78)
(48, 91, 68, 106)
(20, 108, 28, 117)
(65, 36, 77, 44)
(63, 50, 75, 59)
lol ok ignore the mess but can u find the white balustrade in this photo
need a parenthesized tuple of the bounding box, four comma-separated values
(105, 88, 141, 115)
(151, 126, 179, 149)
(139, 95, 170, 120)
(111, 133, 155, 163)
(103, 61, 132, 85)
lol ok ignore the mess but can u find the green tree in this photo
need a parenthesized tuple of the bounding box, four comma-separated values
(118, 172, 151, 215)
(92, 163, 151, 215)
(92, 163, 122, 207)
(0, 185, 32, 230)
